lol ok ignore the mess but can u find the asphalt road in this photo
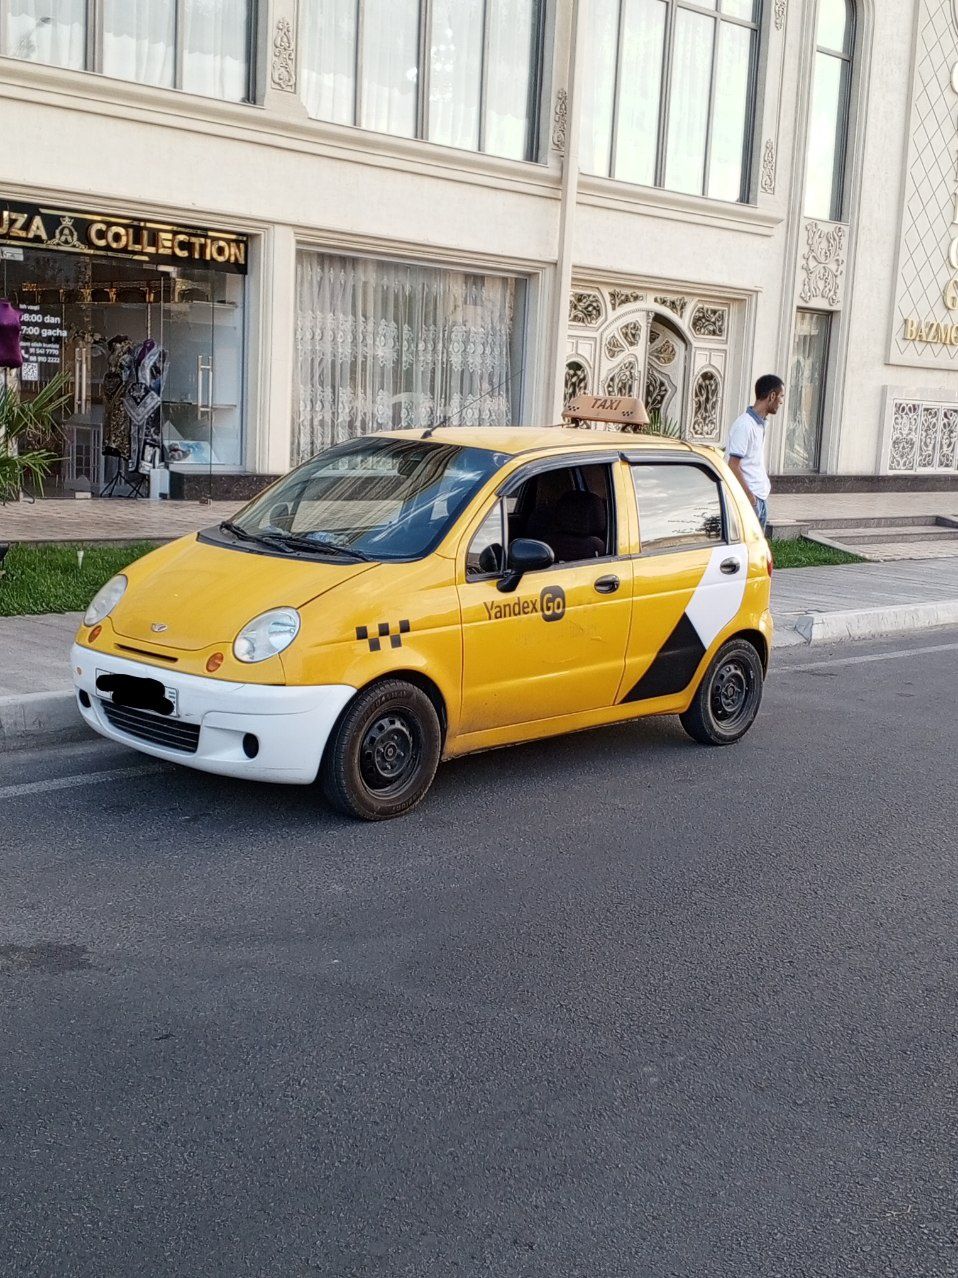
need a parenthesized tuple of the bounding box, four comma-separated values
(2, 634, 958, 1278)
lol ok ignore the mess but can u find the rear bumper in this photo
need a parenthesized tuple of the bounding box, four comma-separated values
(72, 645, 355, 785)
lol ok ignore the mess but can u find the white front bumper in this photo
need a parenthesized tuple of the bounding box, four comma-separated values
(72, 645, 355, 785)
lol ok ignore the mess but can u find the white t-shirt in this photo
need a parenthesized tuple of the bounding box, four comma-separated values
(725, 408, 770, 501)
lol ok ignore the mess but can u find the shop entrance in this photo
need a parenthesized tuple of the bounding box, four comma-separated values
(1, 243, 245, 495)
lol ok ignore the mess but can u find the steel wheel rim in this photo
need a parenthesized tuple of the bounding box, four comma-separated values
(710, 658, 755, 727)
(359, 712, 421, 796)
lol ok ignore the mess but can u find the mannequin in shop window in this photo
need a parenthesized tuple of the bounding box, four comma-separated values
(102, 335, 135, 456)
(126, 338, 169, 474)
(0, 299, 23, 374)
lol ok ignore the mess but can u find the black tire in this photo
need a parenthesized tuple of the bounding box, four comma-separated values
(679, 639, 764, 746)
(320, 679, 442, 821)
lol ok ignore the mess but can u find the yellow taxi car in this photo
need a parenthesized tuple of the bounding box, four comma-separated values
(72, 396, 773, 820)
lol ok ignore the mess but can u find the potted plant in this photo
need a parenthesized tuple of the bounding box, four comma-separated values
(0, 374, 71, 504)
(646, 407, 683, 439)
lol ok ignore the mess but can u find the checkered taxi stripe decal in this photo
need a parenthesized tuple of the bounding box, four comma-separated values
(356, 620, 411, 652)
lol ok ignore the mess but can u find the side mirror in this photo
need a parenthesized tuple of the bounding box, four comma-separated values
(497, 538, 555, 593)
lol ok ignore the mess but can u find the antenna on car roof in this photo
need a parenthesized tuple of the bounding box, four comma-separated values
(560, 394, 651, 432)
(421, 364, 525, 439)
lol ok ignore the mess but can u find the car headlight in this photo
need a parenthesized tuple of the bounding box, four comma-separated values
(84, 574, 127, 627)
(233, 607, 301, 663)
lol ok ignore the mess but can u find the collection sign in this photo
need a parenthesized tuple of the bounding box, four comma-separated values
(0, 200, 248, 275)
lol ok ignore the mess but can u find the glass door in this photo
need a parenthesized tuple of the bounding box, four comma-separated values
(784, 310, 831, 474)
(161, 267, 245, 471)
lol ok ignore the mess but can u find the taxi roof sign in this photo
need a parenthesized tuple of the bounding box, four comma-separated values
(561, 394, 651, 431)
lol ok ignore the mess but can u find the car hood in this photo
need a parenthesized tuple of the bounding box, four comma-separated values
(110, 534, 376, 651)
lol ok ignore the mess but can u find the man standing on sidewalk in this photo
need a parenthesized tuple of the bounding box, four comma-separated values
(725, 375, 784, 533)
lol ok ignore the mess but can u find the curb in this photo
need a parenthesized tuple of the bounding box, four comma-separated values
(0, 690, 87, 752)
(792, 599, 958, 645)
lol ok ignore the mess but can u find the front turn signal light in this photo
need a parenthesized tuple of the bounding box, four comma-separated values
(206, 652, 225, 673)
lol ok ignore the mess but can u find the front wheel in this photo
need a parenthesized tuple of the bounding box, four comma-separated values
(679, 639, 764, 746)
(320, 679, 442, 820)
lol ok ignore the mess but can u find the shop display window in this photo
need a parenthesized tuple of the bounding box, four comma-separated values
(1, 248, 246, 490)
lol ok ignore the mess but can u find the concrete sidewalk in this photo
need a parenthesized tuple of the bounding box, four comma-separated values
(2, 559, 958, 749)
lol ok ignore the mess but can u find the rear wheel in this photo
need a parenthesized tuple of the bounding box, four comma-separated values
(320, 679, 442, 821)
(679, 639, 764, 746)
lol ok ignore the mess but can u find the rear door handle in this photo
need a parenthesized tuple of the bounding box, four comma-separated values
(720, 557, 741, 575)
(594, 574, 621, 594)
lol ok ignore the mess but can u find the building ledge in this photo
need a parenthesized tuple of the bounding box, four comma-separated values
(0, 58, 562, 202)
(577, 175, 784, 237)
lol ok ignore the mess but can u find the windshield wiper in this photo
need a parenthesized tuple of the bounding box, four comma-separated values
(266, 533, 372, 561)
(219, 519, 255, 541)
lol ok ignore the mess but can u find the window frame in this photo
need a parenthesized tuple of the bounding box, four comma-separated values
(590, 0, 762, 202)
(627, 458, 734, 557)
(306, 0, 546, 163)
(465, 455, 623, 580)
(0, 0, 258, 102)
(808, 0, 856, 223)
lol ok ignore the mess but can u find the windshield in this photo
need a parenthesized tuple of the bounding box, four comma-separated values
(232, 437, 508, 561)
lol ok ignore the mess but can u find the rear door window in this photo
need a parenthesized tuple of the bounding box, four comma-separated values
(631, 464, 725, 554)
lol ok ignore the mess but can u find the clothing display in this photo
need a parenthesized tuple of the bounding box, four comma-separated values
(102, 336, 135, 454)
(0, 299, 23, 369)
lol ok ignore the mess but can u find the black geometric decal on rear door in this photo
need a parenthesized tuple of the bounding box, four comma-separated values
(620, 613, 706, 703)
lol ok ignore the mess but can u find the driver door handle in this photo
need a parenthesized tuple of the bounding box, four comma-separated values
(720, 557, 741, 575)
(594, 574, 621, 594)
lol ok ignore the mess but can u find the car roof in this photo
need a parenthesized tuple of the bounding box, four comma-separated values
(383, 426, 704, 458)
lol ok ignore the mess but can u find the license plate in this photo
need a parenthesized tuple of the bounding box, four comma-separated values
(96, 670, 179, 717)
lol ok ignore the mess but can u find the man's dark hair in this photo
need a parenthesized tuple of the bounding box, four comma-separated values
(755, 374, 784, 401)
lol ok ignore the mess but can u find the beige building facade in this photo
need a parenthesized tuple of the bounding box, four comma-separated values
(1, 0, 956, 496)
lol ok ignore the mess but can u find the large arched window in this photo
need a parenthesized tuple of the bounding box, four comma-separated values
(581, 0, 761, 203)
(804, 0, 856, 221)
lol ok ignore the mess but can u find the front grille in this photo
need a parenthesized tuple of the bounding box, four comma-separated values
(101, 700, 200, 754)
(116, 644, 178, 663)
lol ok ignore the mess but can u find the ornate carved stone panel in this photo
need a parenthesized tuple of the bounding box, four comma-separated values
(570, 291, 603, 326)
(799, 220, 847, 309)
(653, 295, 687, 318)
(564, 359, 590, 407)
(606, 358, 640, 398)
(888, 401, 923, 471)
(774, 0, 787, 30)
(691, 370, 721, 439)
(609, 289, 646, 311)
(552, 89, 568, 153)
(760, 139, 776, 195)
(271, 17, 297, 92)
(691, 305, 728, 339)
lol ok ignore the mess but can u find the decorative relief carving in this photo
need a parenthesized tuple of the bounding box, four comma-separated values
(940, 408, 958, 468)
(889, 401, 922, 471)
(564, 359, 589, 406)
(800, 221, 847, 308)
(692, 370, 721, 438)
(569, 291, 603, 326)
(761, 139, 776, 194)
(644, 369, 670, 416)
(619, 320, 642, 348)
(774, 0, 787, 30)
(552, 89, 568, 153)
(271, 17, 296, 92)
(609, 289, 645, 311)
(606, 358, 639, 397)
(653, 295, 687, 318)
(653, 338, 678, 367)
(691, 305, 728, 339)
(605, 334, 625, 359)
(918, 406, 940, 468)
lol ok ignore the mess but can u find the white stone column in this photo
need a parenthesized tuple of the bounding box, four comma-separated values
(252, 224, 297, 475)
(548, 0, 589, 418)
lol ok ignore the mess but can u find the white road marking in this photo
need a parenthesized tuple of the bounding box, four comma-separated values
(781, 641, 958, 674)
(0, 764, 163, 801)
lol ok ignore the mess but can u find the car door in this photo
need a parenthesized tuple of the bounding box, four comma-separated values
(456, 459, 633, 735)
(618, 459, 748, 705)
